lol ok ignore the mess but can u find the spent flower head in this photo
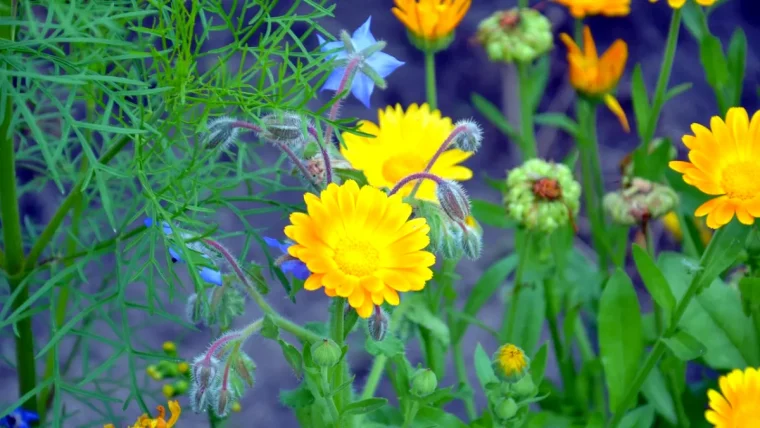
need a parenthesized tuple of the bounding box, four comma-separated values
(318, 17, 404, 108)
(603, 178, 679, 226)
(504, 159, 581, 233)
(475, 8, 553, 64)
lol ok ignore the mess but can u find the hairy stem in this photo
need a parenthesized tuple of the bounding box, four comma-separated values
(330, 298, 348, 416)
(324, 57, 362, 149)
(389, 172, 443, 196)
(360, 301, 408, 399)
(408, 124, 467, 198)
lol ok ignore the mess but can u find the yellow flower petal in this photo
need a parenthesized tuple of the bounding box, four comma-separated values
(553, 0, 631, 18)
(705, 367, 760, 426)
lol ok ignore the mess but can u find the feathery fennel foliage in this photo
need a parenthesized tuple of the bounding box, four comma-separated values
(0, 0, 335, 425)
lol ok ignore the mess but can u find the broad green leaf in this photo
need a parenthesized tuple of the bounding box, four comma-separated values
(618, 405, 655, 428)
(598, 269, 643, 412)
(632, 244, 676, 312)
(340, 398, 388, 416)
(470, 198, 514, 229)
(278, 339, 304, 379)
(530, 343, 549, 386)
(681, 2, 708, 41)
(473, 343, 498, 391)
(404, 297, 450, 347)
(630, 64, 651, 138)
(641, 368, 677, 424)
(534, 112, 579, 137)
(633, 138, 673, 180)
(699, 35, 730, 89)
(365, 335, 405, 358)
(527, 56, 550, 112)
(739, 277, 760, 316)
(453, 255, 518, 343)
(726, 28, 747, 106)
(280, 384, 315, 409)
(661, 330, 706, 361)
(414, 406, 468, 428)
(507, 284, 545, 356)
(471, 92, 521, 141)
(261, 314, 280, 340)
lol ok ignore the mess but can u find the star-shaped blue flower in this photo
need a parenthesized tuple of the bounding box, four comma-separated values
(0, 408, 39, 428)
(264, 237, 310, 281)
(318, 17, 404, 108)
(144, 218, 223, 286)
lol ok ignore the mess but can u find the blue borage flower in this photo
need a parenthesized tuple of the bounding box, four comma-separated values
(264, 237, 310, 281)
(317, 16, 404, 108)
(144, 218, 223, 286)
(0, 408, 39, 428)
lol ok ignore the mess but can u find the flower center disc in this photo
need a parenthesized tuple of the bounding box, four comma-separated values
(334, 238, 379, 277)
(721, 161, 760, 201)
(382, 153, 428, 186)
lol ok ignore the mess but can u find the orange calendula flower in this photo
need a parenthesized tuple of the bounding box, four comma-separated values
(104, 400, 181, 428)
(284, 180, 436, 318)
(669, 107, 760, 229)
(649, 0, 717, 9)
(553, 0, 630, 18)
(705, 367, 760, 427)
(392, 0, 470, 45)
(560, 26, 630, 132)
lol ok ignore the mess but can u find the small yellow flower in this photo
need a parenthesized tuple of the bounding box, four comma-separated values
(341, 103, 473, 203)
(104, 400, 181, 428)
(669, 107, 760, 229)
(162, 342, 176, 353)
(705, 367, 760, 427)
(284, 180, 436, 318)
(392, 0, 471, 42)
(662, 211, 711, 244)
(146, 365, 162, 381)
(162, 384, 175, 399)
(560, 26, 629, 132)
(232, 401, 242, 412)
(649, 0, 717, 9)
(493, 343, 530, 381)
(553, 0, 630, 18)
(176, 362, 189, 374)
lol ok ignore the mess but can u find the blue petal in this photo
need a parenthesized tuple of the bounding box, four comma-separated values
(351, 73, 374, 108)
(282, 260, 310, 281)
(200, 267, 223, 286)
(144, 218, 154, 227)
(321, 67, 346, 92)
(366, 52, 405, 78)
(351, 17, 376, 51)
(264, 237, 290, 254)
(169, 247, 183, 262)
(20, 410, 38, 423)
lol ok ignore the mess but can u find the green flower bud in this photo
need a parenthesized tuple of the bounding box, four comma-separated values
(603, 177, 679, 226)
(462, 226, 483, 260)
(436, 180, 471, 223)
(410, 368, 438, 397)
(494, 398, 519, 422)
(504, 159, 581, 233)
(492, 343, 530, 382)
(232, 353, 257, 388)
(452, 119, 484, 152)
(510, 373, 536, 399)
(475, 8, 553, 64)
(441, 225, 465, 259)
(205, 286, 246, 330)
(215, 388, 233, 418)
(413, 201, 448, 253)
(204, 116, 240, 149)
(261, 111, 305, 144)
(311, 338, 342, 368)
(406, 30, 455, 54)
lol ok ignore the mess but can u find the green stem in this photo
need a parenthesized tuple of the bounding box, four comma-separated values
(576, 98, 609, 270)
(243, 284, 322, 344)
(360, 302, 408, 399)
(321, 367, 342, 427)
(402, 401, 420, 428)
(502, 231, 532, 340)
(0, 5, 37, 415)
(667, 370, 689, 428)
(330, 298, 348, 414)
(574, 318, 605, 412)
(452, 344, 476, 420)
(421, 259, 456, 379)
(516, 62, 537, 159)
(424, 51, 437, 110)
(543, 278, 575, 401)
(608, 226, 729, 426)
(642, 9, 682, 149)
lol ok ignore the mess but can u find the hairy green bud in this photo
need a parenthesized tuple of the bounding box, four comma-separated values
(367, 307, 389, 341)
(410, 368, 438, 397)
(204, 116, 240, 150)
(462, 226, 483, 260)
(452, 119, 483, 152)
(311, 338, 342, 368)
(436, 180, 471, 223)
(261, 111, 305, 144)
(441, 224, 465, 259)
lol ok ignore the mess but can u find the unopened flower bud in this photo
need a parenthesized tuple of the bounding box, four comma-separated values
(190, 384, 209, 414)
(410, 368, 438, 397)
(214, 388, 233, 418)
(177, 361, 190, 375)
(192, 355, 220, 390)
(311, 338, 342, 368)
(452, 120, 483, 152)
(475, 8, 553, 64)
(261, 112, 305, 144)
(436, 180, 471, 223)
(441, 225, 465, 259)
(412, 201, 447, 253)
(367, 307, 389, 341)
(462, 226, 483, 260)
(162, 383, 175, 399)
(162, 341, 177, 356)
(146, 365, 162, 381)
(185, 294, 204, 325)
(204, 116, 239, 150)
(494, 398, 519, 422)
(232, 354, 257, 388)
(511, 373, 536, 398)
(492, 343, 530, 382)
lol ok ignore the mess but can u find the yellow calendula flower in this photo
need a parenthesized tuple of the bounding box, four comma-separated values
(104, 400, 181, 428)
(649, 0, 717, 9)
(284, 180, 436, 318)
(341, 103, 473, 203)
(559, 26, 630, 133)
(492, 343, 530, 381)
(392, 0, 470, 44)
(705, 367, 760, 427)
(669, 107, 760, 229)
(662, 211, 712, 244)
(553, 0, 630, 18)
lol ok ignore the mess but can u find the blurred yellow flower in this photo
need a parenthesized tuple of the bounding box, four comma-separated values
(649, 0, 717, 9)
(340, 103, 473, 203)
(705, 367, 760, 427)
(559, 26, 630, 132)
(553, 0, 630, 18)
(662, 211, 711, 244)
(284, 180, 436, 318)
(669, 107, 760, 229)
(392, 0, 470, 42)
(104, 400, 181, 428)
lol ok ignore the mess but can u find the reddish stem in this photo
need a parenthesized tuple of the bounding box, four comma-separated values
(388, 172, 444, 196)
(323, 56, 362, 149)
(203, 332, 241, 364)
(409, 125, 468, 197)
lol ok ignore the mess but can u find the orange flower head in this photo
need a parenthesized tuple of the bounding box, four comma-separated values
(669, 107, 760, 229)
(392, 0, 471, 43)
(553, 0, 630, 18)
(649, 0, 717, 9)
(560, 26, 630, 132)
(705, 367, 760, 427)
(103, 400, 181, 428)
